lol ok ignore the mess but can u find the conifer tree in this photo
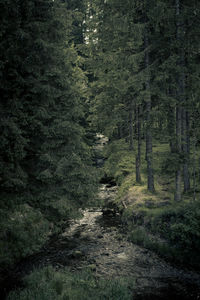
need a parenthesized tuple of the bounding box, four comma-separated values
(0, 0, 98, 266)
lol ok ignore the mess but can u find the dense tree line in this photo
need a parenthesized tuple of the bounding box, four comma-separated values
(1, 0, 200, 272)
(87, 0, 200, 200)
(0, 0, 97, 267)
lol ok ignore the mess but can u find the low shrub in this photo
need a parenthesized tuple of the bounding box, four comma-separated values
(0, 204, 50, 267)
(126, 202, 200, 269)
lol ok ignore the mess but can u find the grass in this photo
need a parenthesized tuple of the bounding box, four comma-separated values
(7, 266, 132, 300)
(102, 138, 200, 269)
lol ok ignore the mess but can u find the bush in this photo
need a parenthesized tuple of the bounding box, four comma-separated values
(0, 204, 50, 267)
(127, 202, 200, 268)
(103, 140, 134, 184)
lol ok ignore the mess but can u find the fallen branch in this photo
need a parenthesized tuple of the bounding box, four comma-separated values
(122, 201, 127, 209)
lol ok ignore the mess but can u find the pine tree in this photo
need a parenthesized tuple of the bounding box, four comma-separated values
(0, 0, 98, 266)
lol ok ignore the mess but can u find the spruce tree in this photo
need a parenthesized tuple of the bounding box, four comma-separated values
(0, 0, 98, 266)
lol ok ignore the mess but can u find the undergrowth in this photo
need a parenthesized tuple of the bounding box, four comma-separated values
(103, 138, 200, 269)
(0, 194, 85, 269)
(7, 266, 132, 300)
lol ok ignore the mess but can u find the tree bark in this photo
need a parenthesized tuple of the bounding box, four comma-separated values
(129, 101, 134, 150)
(167, 88, 176, 153)
(186, 111, 190, 155)
(174, 0, 185, 201)
(192, 140, 196, 201)
(117, 124, 123, 139)
(182, 108, 190, 192)
(175, 105, 182, 201)
(145, 30, 155, 192)
(136, 105, 141, 183)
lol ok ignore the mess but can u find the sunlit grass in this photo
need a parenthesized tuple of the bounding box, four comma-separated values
(102, 138, 200, 269)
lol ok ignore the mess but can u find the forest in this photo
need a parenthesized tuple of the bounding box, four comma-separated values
(0, 0, 200, 299)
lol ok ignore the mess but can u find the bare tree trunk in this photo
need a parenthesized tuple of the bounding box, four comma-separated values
(129, 103, 134, 150)
(167, 88, 176, 153)
(136, 105, 141, 183)
(182, 108, 190, 192)
(198, 157, 200, 184)
(134, 104, 137, 135)
(174, 0, 184, 201)
(117, 125, 121, 139)
(175, 104, 182, 201)
(168, 106, 176, 153)
(186, 111, 190, 155)
(192, 139, 196, 201)
(145, 31, 155, 192)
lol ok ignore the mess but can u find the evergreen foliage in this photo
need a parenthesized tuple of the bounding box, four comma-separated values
(0, 0, 98, 267)
(1, 0, 200, 286)
(87, 0, 200, 198)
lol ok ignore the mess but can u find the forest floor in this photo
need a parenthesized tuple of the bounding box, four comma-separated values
(59, 184, 200, 299)
(2, 135, 200, 299)
(2, 182, 200, 300)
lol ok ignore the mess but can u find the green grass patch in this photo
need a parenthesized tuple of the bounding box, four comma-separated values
(103, 138, 200, 269)
(7, 266, 132, 300)
(125, 201, 200, 269)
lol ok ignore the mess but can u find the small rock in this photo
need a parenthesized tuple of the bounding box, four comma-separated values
(71, 250, 83, 258)
(87, 264, 96, 271)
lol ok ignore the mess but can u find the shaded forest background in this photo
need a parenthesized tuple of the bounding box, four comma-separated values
(1, 0, 200, 279)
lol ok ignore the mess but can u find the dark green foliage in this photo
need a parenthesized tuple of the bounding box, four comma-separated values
(1, 0, 200, 282)
(0, 204, 50, 267)
(152, 202, 200, 252)
(87, 0, 200, 270)
(87, 0, 200, 197)
(103, 139, 134, 185)
(127, 202, 200, 268)
(0, 0, 98, 267)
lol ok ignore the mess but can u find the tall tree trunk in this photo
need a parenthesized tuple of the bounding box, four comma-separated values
(145, 31, 155, 192)
(182, 108, 190, 192)
(175, 105, 182, 201)
(186, 111, 190, 155)
(198, 156, 200, 184)
(167, 88, 176, 153)
(134, 104, 137, 135)
(136, 105, 141, 183)
(174, 0, 185, 201)
(192, 139, 196, 201)
(117, 124, 122, 139)
(129, 101, 134, 150)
